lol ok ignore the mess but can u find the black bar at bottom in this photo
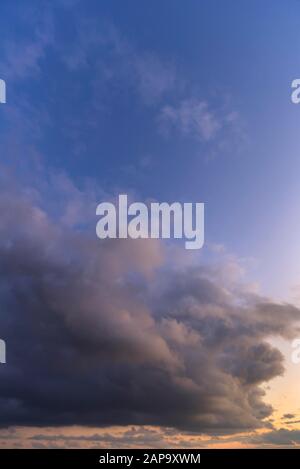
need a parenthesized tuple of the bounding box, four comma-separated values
(0, 449, 297, 466)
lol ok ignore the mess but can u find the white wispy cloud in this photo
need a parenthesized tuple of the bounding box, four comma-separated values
(158, 98, 239, 142)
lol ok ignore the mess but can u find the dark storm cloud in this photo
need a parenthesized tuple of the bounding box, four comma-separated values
(250, 428, 300, 447)
(0, 183, 300, 434)
(282, 413, 295, 420)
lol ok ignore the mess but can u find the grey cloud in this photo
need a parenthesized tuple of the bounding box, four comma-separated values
(250, 428, 300, 447)
(0, 426, 209, 449)
(0, 181, 299, 434)
(283, 420, 300, 425)
(282, 413, 295, 420)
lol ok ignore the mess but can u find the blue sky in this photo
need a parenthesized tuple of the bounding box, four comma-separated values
(1, 0, 300, 298)
(1, 0, 300, 448)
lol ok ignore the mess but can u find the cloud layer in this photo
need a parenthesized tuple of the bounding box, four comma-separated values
(0, 2, 297, 445)
(0, 177, 299, 434)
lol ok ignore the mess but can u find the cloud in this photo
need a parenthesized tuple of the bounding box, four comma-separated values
(1, 4, 54, 81)
(1, 3, 176, 108)
(0, 3, 244, 170)
(158, 99, 221, 141)
(157, 99, 244, 149)
(157, 99, 246, 159)
(250, 428, 300, 447)
(0, 425, 214, 449)
(5, 424, 300, 449)
(282, 413, 295, 420)
(134, 54, 176, 105)
(0, 7, 180, 169)
(0, 174, 299, 434)
(55, 18, 177, 106)
(0, 2, 293, 443)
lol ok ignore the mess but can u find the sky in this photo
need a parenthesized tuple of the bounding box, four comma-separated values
(0, 0, 300, 448)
